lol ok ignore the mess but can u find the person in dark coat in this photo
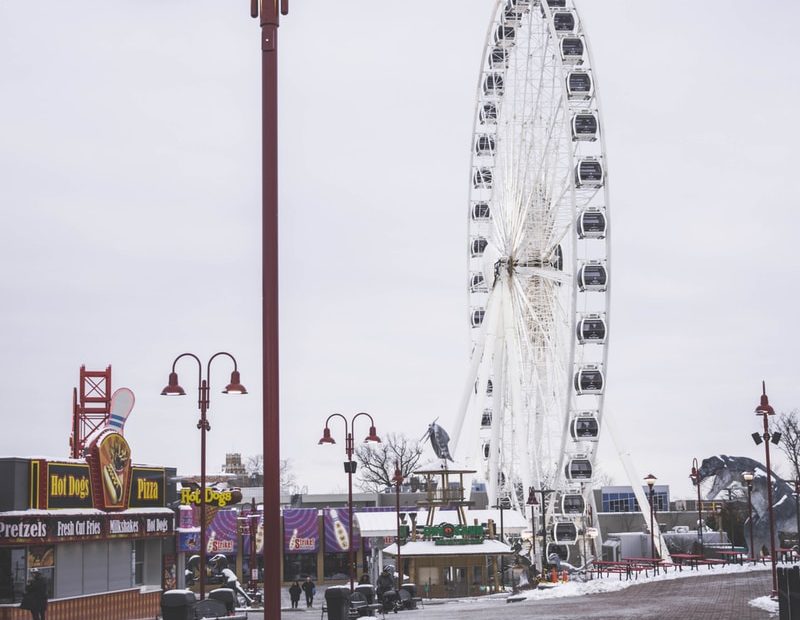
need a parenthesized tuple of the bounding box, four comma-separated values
(376, 567, 395, 599)
(23, 568, 48, 620)
(288, 581, 302, 609)
(301, 576, 315, 608)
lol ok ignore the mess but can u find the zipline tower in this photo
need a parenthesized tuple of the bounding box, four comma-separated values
(70, 365, 112, 458)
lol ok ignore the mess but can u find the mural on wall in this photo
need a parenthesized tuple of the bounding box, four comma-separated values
(324, 508, 360, 552)
(283, 509, 318, 554)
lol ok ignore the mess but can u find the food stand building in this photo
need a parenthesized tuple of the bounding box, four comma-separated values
(0, 367, 179, 619)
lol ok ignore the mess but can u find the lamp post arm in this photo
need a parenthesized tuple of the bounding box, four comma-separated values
(171, 353, 204, 410)
(205, 351, 241, 409)
(352, 411, 377, 428)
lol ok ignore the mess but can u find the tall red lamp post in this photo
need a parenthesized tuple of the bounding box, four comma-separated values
(319, 413, 381, 591)
(751, 382, 780, 597)
(689, 458, 704, 557)
(525, 488, 539, 570)
(743, 471, 755, 562)
(644, 474, 657, 558)
(249, 0, 288, 616)
(393, 463, 404, 590)
(161, 352, 247, 600)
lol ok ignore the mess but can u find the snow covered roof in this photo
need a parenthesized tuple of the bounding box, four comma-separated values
(354, 512, 399, 537)
(0, 507, 174, 517)
(355, 508, 529, 538)
(382, 539, 513, 557)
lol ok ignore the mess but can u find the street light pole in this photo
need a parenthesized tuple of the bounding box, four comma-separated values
(528, 488, 555, 571)
(526, 488, 538, 573)
(492, 497, 511, 589)
(644, 474, 657, 559)
(161, 352, 247, 600)
(319, 413, 381, 591)
(250, 1, 288, 616)
(794, 480, 800, 549)
(752, 381, 779, 597)
(743, 471, 755, 562)
(393, 463, 404, 590)
(690, 458, 704, 557)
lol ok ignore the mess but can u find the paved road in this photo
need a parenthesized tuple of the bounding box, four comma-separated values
(240, 569, 776, 620)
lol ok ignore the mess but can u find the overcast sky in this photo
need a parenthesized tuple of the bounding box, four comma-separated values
(1, 1, 798, 501)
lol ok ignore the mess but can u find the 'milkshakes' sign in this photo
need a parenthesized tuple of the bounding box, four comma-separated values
(0, 513, 173, 544)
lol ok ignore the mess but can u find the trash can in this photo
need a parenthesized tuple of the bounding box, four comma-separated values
(400, 584, 417, 609)
(355, 584, 375, 605)
(778, 565, 800, 620)
(325, 585, 352, 620)
(209, 588, 236, 613)
(160, 589, 196, 620)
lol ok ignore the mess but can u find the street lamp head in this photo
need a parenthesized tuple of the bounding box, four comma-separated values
(365, 426, 381, 443)
(743, 471, 754, 483)
(755, 381, 775, 416)
(689, 468, 698, 485)
(526, 487, 539, 506)
(161, 372, 186, 396)
(318, 427, 336, 445)
(222, 370, 248, 395)
(644, 473, 657, 489)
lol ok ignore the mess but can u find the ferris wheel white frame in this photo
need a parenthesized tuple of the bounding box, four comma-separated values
(452, 0, 611, 562)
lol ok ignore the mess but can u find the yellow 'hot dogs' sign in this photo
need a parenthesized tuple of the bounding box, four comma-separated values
(179, 487, 241, 507)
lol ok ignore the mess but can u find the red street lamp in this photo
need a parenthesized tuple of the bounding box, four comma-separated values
(525, 488, 539, 569)
(794, 479, 800, 549)
(393, 463, 404, 590)
(689, 458, 704, 557)
(161, 352, 247, 600)
(751, 381, 780, 597)
(319, 413, 381, 591)
(743, 471, 755, 563)
(644, 474, 658, 559)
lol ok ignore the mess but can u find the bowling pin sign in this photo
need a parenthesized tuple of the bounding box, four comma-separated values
(108, 388, 135, 432)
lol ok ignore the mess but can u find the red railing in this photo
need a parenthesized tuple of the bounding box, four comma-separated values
(0, 588, 160, 620)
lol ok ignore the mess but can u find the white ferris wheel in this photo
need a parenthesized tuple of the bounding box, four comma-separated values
(452, 0, 610, 555)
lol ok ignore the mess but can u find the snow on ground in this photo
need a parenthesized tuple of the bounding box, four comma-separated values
(423, 561, 773, 611)
(749, 595, 779, 615)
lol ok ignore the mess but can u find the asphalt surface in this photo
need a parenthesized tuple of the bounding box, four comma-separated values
(237, 569, 777, 620)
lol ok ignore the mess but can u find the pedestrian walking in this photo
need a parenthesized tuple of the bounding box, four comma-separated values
(289, 581, 302, 609)
(20, 568, 48, 620)
(301, 576, 316, 608)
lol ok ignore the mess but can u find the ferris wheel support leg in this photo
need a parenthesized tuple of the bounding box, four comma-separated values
(604, 409, 672, 563)
(452, 290, 501, 453)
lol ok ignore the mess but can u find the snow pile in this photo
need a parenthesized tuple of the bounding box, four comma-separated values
(748, 595, 778, 615)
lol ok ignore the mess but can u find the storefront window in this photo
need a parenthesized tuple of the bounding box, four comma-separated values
(133, 540, 145, 585)
(323, 553, 349, 580)
(0, 548, 26, 603)
(283, 554, 317, 581)
(27, 546, 55, 599)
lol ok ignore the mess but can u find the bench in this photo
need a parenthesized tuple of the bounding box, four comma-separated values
(696, 558, 726, 569)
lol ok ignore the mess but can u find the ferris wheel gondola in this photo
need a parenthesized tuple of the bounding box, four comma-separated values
(452, 0, 611, 568)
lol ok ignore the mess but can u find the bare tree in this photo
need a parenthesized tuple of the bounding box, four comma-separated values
(774, 409, 800, 481)
(354, 433, 424, 493)
(244, 454, 298, 493)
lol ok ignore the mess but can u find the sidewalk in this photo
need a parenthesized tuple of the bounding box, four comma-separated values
(238, 569, 777, 619)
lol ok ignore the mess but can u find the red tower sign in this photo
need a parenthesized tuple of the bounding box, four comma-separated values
(70, 366, 112, 458)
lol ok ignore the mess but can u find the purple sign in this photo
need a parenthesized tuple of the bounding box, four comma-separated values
(180, 508, 238, 554)
(283, 508, 319, 554)
(324, 508, 360, 552)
